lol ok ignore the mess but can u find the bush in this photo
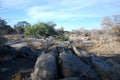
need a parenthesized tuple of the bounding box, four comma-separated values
(58, 35, 69, 41)
(24, 22, 57, 37)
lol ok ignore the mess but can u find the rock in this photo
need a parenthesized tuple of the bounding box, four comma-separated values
(72, 47, 92, 66)
(0, 68, 11, 72)
(0, 45, 17, 62)
(59, 77, 80, 80)
(58, 47, 99, 80)
(32, 50, 58, 80)
(49, 48, 59, 57)
(0, 55, 16, 62)
(32, 50, 42, 57)
(91, 55, 110, 70)
(91, 55, 111, 79)
(56, 45, 68, 54)
(72, 47, 90, 57)
(0, 45, 17, 55)
(18, 46, 33, 57)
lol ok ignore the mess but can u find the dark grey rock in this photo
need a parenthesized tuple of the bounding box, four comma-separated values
(0, 55, 16, 62)
(91, 55, 111, 71)
(72, 47, 93, 68)
(18, 46, 33, 57)
(72, 47, 90, 57)
(32, 50, 58, 80)
(91, 55, 111, 79)
(0, 45, 17, 62)
(0, 45, 17, 55)
(59, 77, 80, 80)
(0, 68, 11, 72)
(33, 50, 42, 57)
(58, 47, 99, 80)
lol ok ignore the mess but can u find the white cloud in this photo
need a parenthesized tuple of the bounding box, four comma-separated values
(27, 6, 80, 20)
(27, 5, 102, 20)
(1, 0, 32, 8)
(26, 0, 106, 20)
(27, 6, 54, 19)
(59, 0, 96, 7)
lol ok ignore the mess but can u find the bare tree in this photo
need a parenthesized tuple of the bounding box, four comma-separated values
(102, 14, 120, 36)
(74, 27, 89, 36)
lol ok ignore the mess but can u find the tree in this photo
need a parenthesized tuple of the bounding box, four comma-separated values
(56, 27, 64, 35)
(24, 26, 32, 36)
(46, 21, 56, 28)
(14, 21, 31, 34)
(0, 18, 12, 45)
(24, 22, 57, 37)
(0, 18, 14, 34)
(74, 27, 89, 36)
(102, 14, 120, 36)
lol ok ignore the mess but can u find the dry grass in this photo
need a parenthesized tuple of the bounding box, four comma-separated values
(26, 41, 46, 50)
(89, 42, 120, 55)
(74, 42, 86, 50)
(12, 73, 22, 80)
(26, 40, 63, 51)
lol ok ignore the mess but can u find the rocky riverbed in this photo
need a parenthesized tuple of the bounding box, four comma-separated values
(0, 44, 120, 80)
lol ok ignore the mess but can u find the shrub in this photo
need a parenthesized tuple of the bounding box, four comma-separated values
(58, 35, 69, 41)
(24, 22, 57, 37)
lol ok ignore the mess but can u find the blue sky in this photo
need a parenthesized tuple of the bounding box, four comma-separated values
(0, 0, 120, 31)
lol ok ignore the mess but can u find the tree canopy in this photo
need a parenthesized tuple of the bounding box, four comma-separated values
(24, 22, 57, 37)
(0, 18, 14, 34)
(14, 21, 31, 34)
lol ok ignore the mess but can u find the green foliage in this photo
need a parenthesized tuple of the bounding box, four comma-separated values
(0, 18, 14, 34)
(24, 26, 32, 36)
(58, 35, 69, 41)
(24, 22, 57, 37)
(14, 21, 31, 34)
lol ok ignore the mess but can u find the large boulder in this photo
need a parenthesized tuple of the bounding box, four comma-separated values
(72, 47, 90, 58)
(59, 77, 79, 80)
(91, 55, 113, 79)
(32, 49, 42, 57)
(0, 45, 17, 55)
(32, 50, 58, 80)
(18, 46, 33, 58)
(0, 45, 17, 62)
(91, 55, 111, 72)
(72, 47, 93, 66)
(58, 47, 99, 80)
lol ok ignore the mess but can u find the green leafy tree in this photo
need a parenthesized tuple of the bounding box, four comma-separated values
(0, 18, 14, 34)
(14, 21, 31, 34)
(24, 22, 57, 37)
(0, 18, 12, 45)
(58, 35, 69, 41)
(24, 26, 32, 36)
